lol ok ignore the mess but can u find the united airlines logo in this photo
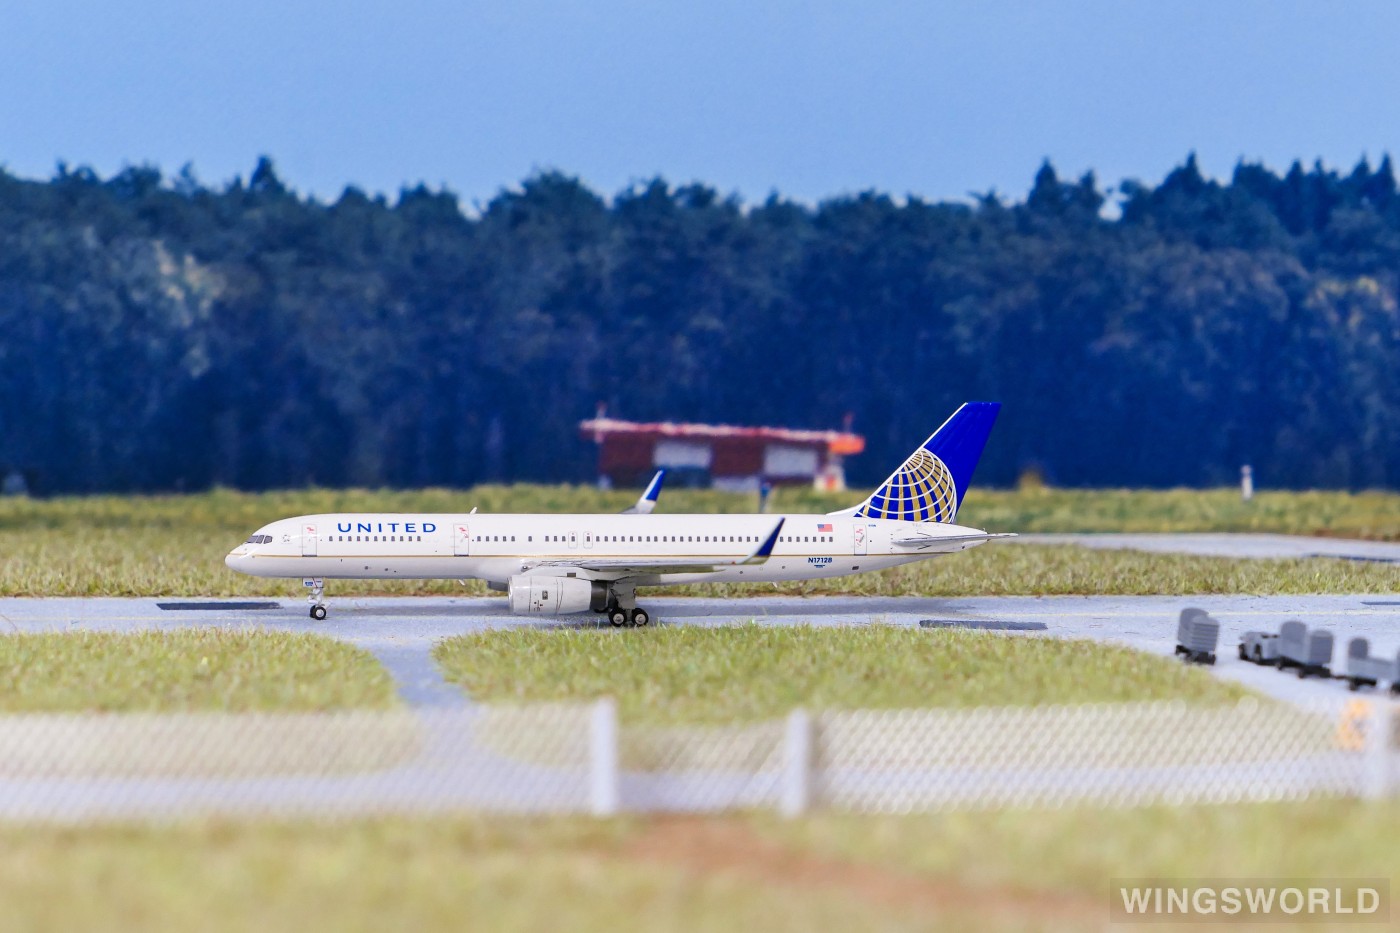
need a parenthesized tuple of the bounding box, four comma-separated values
(854, 448, 957, 522)
(336, 521, 437, 534)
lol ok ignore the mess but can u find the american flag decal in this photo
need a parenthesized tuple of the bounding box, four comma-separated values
(817, 523, 833, 532)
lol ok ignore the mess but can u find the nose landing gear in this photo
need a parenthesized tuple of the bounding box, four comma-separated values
(304, 578, 327, 620)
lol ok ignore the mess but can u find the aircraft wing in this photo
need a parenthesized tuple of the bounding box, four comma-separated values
(890, 530, 1017, 552)
(620, 470, 667, 514)
(523, 519, 784, 578)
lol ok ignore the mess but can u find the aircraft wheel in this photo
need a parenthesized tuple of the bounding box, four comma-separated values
(608, 608, 628, 627)
(310, 605, 328, 621)
(630, 608, 649, 628)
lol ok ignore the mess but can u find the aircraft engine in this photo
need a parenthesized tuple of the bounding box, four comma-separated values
(507, 575, 609, 614)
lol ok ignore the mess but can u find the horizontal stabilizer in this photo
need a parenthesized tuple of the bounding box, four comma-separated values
(890, 530, 1017, 552)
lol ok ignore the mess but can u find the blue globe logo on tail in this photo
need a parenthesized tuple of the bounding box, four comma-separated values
(853, 448, 958, 521)
(839, 402, 1001, 524)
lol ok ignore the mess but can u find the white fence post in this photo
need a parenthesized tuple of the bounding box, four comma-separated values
(589, 697, 619, 816)
(1362, 701, 1395, 801)
(779, 708, 813, 817)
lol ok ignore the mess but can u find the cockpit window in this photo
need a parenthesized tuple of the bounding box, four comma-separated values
(245, 534, 272, 544)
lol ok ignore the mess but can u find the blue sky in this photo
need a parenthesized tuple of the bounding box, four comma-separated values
(2, 1, 1397, 207)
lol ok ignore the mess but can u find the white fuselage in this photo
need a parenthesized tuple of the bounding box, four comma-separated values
(224, 512, 990, 586)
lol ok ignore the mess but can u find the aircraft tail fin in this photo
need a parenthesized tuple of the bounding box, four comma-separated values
(829, 402, 1000, 523)
(621, 470, 667, 514)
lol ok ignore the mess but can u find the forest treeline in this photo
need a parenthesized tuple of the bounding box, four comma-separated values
(2, 154, 1398, 494)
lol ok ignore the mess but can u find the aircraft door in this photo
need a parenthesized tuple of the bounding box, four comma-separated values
(454, 524, 471, 556)
(302, 523, 317, 557)
(853, 524, 868, 556)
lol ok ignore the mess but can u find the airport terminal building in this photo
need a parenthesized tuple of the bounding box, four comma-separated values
(579, 414, 864, 491)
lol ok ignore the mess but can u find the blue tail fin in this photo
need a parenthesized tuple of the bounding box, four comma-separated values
(621, 469, 667, 514)
(831, 402, 1000, 523)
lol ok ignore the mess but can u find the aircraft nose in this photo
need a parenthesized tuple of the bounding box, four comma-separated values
(225, 548, 247, 570)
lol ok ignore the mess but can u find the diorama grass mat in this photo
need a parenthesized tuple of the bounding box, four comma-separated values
(8, 481, 1396, 533)
(685, 542, 1400, 598)
(434, 625, 1249, 725)
(968, 484, 1400, 538)
(2, 802, 1396, 933)
(0, 485, 1396, 596)
(0, 630, 399, 712)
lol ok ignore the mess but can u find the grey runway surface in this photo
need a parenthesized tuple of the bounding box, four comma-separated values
(3, 590, 1398, 707)
(1016, 532, 1400, 563)
(3, 589, 1397, 820)
(5, 532, 1397, 820)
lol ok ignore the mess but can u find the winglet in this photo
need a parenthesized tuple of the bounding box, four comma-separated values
(621, 469, 667, 514)
(642, 469, 666, 504)
(742, 518, 785, 565)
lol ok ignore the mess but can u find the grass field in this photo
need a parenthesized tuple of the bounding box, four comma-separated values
(966, 484, 1400, 538)
(0, 487, 1392, 930)
(0, 630, 399, 712)
(2, 802, 1396, 932)
(434, 625, 1248, 724)
(690, 541, 1400, 597)
(6, 481, 1400, 535)
(1, 485, 1398, 597)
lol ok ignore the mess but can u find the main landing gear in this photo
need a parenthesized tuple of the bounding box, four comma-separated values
(600, 585, 650, 628)
(607, 606, 650, 628)
(305, 578, 328, 620)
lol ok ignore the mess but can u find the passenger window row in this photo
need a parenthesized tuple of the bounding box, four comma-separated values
(311, 532, 834, 547)
(455, 534, 837, 546)
(474, 535, 747, 544)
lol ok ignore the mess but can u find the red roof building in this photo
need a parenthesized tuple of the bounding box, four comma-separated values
(579, 414, 864, 491)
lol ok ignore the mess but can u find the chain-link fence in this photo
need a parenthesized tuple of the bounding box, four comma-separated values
(0, 698, 1394, 822)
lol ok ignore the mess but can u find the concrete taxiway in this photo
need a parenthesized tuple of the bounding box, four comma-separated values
(1015, 532, 1400, 563)
(2, 591, 1397, 708)
(2, 591, 1396, 820)
(3, 532, 1396, 820)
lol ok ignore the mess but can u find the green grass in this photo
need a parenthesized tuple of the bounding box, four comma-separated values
(433, 625, 1249, 725)
(966, 484, 1400, 538)
(751, 799, 1400, 913)
(0, 486, 1387, 932)
(1, 803, 1396, 932)
(0, 485, 1397, 596)
(0, 630, 399, 712)
(681, 541, 1400, 597)
(0, 818, 948, 933)
(6, 482, 1400, 535)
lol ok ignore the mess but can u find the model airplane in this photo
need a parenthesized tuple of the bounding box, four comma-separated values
(226, 402, 1011, 626)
